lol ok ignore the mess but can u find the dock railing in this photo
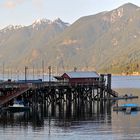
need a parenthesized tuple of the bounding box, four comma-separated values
(0, 80, 105, 89)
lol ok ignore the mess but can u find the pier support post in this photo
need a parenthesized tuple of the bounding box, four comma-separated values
(100, 74, 105, 99)
(107, 74, 111, 98)
(107, 74, 111, 90)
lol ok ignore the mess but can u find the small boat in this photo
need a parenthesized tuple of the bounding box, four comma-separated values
(3, 101, 30, 112)
(113, 103, 140, 113)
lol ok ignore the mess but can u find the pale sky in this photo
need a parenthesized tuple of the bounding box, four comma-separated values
(0, 0, 140, 29)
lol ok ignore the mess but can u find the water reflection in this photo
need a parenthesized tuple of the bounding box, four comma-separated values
(1, 93, 140, 139)
(0, 101, 112, 129)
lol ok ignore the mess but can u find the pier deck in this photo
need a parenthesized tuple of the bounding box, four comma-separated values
(0, 74, 118, 107)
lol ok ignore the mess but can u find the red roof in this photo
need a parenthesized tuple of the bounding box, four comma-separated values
(62, 71, 99, 78)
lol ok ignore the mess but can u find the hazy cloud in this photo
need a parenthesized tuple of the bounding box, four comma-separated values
(2, 0, 44, 10)
(3, 0, 24, 9)
(32, 0, 44, 10)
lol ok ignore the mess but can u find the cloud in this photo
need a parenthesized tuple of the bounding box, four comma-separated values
(3, 0, 24, 9)
(2, 0, 44, 10)
(32, 0, 44, 10)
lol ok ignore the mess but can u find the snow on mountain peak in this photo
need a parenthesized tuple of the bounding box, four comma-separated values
(7, 25, 23, 29)
(33, 18, 52, 25)
(32, 18, 64, 26)
(7, 25, 24, 29)
(0, 18, 70, 32)
(32, 18, 52, 29)
(1, 25, 24, 33)
(32, 18, 70, 29)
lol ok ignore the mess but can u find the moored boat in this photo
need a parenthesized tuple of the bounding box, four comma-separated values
(3, 101, 30, 112)
(113, 103, 140, 113)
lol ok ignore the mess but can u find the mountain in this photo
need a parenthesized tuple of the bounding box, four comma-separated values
(43, 3, 140, 74)
(0, 18, 69, 72)
(0, 3, 140, 74)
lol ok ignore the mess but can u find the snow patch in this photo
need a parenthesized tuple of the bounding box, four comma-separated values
(32, 18, 70, 29)
(1, 25, 23, 33)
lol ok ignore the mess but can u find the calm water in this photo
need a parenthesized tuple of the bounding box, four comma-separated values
(1, 76, 140, 140)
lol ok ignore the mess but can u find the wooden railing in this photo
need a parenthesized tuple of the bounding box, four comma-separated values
(0, 86, 30, 106)
(0, 80, 106, 89)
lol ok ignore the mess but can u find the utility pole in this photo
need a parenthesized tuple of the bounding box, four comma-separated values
(25, 66, 28, 82)
(33, 64, 35, 80)
(17, 70, 19, 81)
(56, 66, 58, 75)
(48, 66, 51, 84)
(8, 68, 10, 79)
(42, 60, 44, 81)
(2, 62, 4, 81)
(10, 68, 12, 80)
(74, 67, 77, 72)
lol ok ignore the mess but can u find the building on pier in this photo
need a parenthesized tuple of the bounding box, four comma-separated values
(55, 71, 100, 85)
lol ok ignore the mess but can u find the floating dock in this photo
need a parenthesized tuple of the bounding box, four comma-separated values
(104, 95, 138, 100)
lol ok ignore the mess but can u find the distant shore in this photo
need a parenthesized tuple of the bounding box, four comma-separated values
(112, 74, 140, 76)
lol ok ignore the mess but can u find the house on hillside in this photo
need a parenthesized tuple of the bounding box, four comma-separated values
(55, 71, 100, 85)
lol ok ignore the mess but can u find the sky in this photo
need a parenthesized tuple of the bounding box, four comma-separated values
(0, 0, 140, 29)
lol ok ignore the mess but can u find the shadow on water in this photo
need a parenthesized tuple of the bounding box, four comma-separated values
(0, 100, 112, 129)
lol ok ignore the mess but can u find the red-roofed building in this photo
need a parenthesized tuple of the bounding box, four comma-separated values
(56, 71, 100, 85)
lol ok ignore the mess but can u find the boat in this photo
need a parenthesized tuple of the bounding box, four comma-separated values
(3, 101, 30, 112)
(113, 103, 140, 113)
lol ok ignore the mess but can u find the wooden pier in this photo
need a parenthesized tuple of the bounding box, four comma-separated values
(0, 73, 118, 109)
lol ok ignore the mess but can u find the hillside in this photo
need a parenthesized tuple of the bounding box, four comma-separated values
(0, 3, 140, 74)
(0, 18, 69, 72)
(44, 3, 140, 74)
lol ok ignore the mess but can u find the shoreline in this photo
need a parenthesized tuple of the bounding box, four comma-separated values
(112, 74, 140, 76)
